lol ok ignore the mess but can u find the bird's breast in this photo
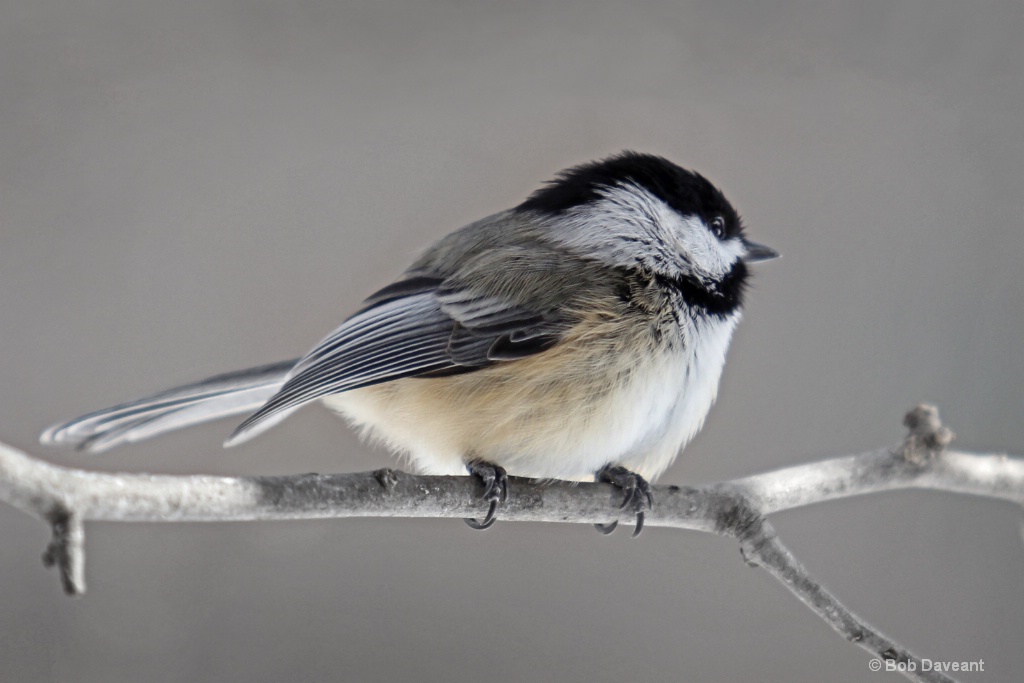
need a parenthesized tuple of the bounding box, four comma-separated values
(324, 309, 740, 482)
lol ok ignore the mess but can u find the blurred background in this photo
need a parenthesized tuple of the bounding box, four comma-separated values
(1, 1, 1022, 681)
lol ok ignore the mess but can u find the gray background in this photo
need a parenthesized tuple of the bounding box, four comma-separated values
(1, 1, 1022, 681)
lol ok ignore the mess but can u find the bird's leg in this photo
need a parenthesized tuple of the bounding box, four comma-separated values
(463, 460, 508, 530)
(593, 465, 654, 537)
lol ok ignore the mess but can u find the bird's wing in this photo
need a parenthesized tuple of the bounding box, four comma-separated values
(227, 245, 598, 445)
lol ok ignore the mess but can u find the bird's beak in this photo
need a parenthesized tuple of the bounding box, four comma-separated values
(741, 239, 780, 263)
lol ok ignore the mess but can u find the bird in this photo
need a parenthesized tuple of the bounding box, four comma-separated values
(42, 151, 777, 535)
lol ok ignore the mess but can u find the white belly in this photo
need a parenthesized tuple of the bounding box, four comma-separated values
(323, 313, 739, 482)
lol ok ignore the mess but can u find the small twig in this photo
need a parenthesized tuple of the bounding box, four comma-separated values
(1, 405, 1020, 682)
(40, 506, 84, 595)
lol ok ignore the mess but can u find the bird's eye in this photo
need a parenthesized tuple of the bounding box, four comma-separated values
(709, 216, 726, 238)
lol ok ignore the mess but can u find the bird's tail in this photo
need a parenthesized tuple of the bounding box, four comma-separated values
(41, 359, 299, 453)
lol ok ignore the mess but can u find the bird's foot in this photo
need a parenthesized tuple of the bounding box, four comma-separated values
(593, 465, 654, 537)
(464, 460, 508, 530)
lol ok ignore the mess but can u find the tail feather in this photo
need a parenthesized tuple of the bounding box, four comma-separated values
(41, 359, 298, 453)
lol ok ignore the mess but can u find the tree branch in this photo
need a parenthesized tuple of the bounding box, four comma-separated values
(1, 405, 1019, 683)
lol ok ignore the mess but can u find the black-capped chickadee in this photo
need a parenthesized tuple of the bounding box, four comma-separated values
(43, 152, 777, 535)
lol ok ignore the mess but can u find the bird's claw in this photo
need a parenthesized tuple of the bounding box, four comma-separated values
(464, 460, 508, 530)
(595, 465, 654, 537)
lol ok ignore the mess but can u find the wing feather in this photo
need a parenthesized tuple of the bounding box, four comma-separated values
(228, 238, 616, 445)
(227, 294, 456, 443)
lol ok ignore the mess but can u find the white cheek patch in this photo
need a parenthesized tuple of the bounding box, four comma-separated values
(542, 184, 742, 279)
(544, 185, 667, 268)
(666, 214, 742, 280)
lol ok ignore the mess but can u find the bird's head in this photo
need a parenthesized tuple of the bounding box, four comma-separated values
(517, 151, 778, 306)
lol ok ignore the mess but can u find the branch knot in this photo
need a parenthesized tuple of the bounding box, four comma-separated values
(901, 404, 955, 464)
